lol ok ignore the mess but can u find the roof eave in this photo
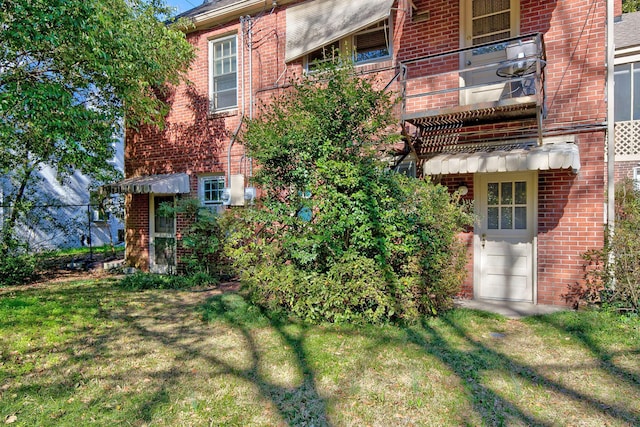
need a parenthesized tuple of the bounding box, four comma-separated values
(184, 0, 295, 32)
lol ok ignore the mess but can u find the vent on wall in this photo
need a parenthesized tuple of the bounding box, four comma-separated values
(413, 10, 430, 23)
(409, 0, 430, 22)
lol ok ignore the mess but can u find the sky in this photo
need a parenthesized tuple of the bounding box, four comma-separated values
(164, 0, 201, 15)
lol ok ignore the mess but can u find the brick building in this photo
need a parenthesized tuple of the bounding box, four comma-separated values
(110, 0, 617, 306)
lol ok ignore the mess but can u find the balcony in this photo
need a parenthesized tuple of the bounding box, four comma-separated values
(400, 33, 547, 152)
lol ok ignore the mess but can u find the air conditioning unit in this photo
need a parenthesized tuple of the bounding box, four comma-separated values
(244, 187, 256, 204)
(221, 188, 231, 206)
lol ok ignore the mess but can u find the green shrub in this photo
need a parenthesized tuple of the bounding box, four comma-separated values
(0, 254, 37, 286)
(228, 61, 473, 324)
(567, 180, 640, 314)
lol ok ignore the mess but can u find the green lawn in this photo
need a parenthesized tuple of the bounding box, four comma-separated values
(1, 276, 639, 426)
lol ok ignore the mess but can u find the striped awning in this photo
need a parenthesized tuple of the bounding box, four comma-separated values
(103, 173, 191, 194)
(423, 142, 581, 175)
(285, 0, 394, 62)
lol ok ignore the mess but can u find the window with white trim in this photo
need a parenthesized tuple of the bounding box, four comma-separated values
(614, 63, 640, 122)
(634, 166, 640, 191)
(209, 35, 237, 112)
(199, 175, 225, 210)
(305, 19, 391, 72)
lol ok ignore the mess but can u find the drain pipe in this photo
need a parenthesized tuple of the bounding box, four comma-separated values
(227, 117, 244, 185)
(247, 15, 254, 179)
(606, 0, 615, 241)
(227, 15, 248, 186)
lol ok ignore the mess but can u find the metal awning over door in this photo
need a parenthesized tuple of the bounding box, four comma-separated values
(103, 173, 191, 194)
(423, 142, 580, 175)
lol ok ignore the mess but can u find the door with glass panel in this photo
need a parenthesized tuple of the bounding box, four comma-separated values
(461, 0, 519, 104)
(150, 195, 176, 274)
(476, 172, 535, 302)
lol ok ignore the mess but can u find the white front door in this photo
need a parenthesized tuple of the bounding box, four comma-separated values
(149, 194, 176, 274)
(461, 0, 520, 104)
(475, 172, 536, 302)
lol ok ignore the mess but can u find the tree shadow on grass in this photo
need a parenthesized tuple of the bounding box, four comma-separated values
(526, 312, 640, 390)
(399, 310, 640, 426)
(3, 279, 638, 426)
(121, 291, 332, 426)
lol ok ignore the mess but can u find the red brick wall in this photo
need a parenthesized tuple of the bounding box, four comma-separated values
(615, 160, 640, 182)
(125, 0, 608, 295)
(537, 132, 606, 304)
(125, 194, 150, 270)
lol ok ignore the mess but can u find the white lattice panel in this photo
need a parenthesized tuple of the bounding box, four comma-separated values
(615, 121, 640, 159)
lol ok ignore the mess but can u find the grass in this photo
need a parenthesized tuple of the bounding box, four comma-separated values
(1, 276, 639, 426)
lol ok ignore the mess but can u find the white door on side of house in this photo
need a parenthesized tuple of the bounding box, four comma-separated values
(461, 0, 520, 104)
(149, 194, 176, 274)
(475, 172, 536, 302)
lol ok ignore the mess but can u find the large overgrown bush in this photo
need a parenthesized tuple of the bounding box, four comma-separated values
(0, 254, 37, 287)
(565, 179, 640, 314)
(228, 61, 472, 324)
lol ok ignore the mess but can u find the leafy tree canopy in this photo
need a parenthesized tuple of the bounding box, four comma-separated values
(0, 0, 194, 254)
(623, 0, 640, 13)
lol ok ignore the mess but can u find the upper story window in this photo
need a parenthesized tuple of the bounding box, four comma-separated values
(199, 175, 225, 211)
(305, 19, 391, 72)
(209, 35, 237, 112)
(354, 20, 390, 63)
(614, 63, 640, 122)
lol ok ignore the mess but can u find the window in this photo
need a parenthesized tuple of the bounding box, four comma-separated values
(353, 20, 390, 63)
(199, 175, 225, 210)
(394, 159, 416, 178)
(305, 19, 391, 71)
(209, 35, 237, 112)
(634, 166, 640, 191)
(307, 41, 341, 72)
(487, 181, 527, 230)
(614, 63, 640, 122)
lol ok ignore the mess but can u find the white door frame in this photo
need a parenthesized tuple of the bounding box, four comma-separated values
(149, 194, 177, 274)
(474, 171, 538, 303)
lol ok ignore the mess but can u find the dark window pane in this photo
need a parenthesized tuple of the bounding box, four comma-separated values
(515, 181, 526, 204)
(488, 183, 499, 205)
(501, 182, 513, 205)
(515, 207, 527, 229)
(615, 64, 632, 122)
(355, 27, 389, 62)
(501, 206, 513, 229)
(154, 196, 174, 234)
(488, 207, 499, 229)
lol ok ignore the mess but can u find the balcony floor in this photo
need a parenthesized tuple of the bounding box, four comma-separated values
(403, 96, 539, 128)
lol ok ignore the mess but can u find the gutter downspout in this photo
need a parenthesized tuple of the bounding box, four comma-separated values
(248, 16, 254, 178)
(606, 0, 615, 245)
(227, 118, 244, 185)
(228, 16, 247, 186)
